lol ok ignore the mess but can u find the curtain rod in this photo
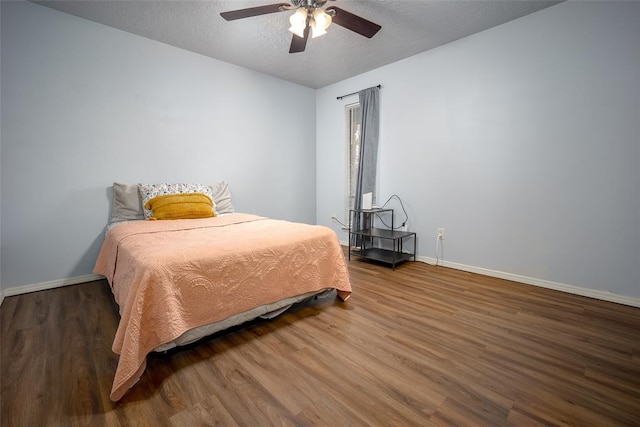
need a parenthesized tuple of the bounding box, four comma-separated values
(336, 84, 381, 100)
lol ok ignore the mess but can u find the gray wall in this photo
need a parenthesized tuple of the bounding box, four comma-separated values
(2, 1, 639, 303)
(1, 1, 316, 291)
(317, 1, 640, 299)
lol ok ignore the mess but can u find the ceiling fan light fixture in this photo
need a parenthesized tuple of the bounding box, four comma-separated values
(311, 8, 331, 38)
(313, 8, 332, 30)
(310, 23, 326, 38)
(288, 7, 307, 38)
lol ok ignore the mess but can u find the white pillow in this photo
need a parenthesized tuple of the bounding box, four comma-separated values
(209, 181, 234, 215)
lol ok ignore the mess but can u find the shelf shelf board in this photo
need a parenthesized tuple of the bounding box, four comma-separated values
(351, 227, 416, 239)
(351, 247, 414, 266)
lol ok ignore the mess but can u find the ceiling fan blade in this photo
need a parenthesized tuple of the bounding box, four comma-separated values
(326, 6, 381, 38)
(220, 3, 289, 21)
(289, 25, 310, 53)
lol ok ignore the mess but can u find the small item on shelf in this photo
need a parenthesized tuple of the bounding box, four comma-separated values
(362, 192, 373, 209)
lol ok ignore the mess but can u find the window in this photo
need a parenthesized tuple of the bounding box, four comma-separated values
(344, 102, 361, 223)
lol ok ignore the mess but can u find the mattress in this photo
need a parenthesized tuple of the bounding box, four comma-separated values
(94, 213, 352, 400)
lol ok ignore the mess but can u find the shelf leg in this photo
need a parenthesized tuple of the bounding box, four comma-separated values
(413, 235, 416, 262)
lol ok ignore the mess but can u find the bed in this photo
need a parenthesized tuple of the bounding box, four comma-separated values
(93, 182, 352, 401)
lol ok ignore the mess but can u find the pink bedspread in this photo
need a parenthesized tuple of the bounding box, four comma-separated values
(94, 213, 351, 401)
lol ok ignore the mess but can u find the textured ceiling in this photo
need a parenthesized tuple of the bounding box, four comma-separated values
(32, 0, 563, 89)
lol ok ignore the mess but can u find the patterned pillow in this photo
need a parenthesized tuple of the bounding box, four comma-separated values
(139, 183, 214, 219)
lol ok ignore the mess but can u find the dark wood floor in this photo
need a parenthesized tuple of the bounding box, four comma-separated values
(2, 254, 640, 426)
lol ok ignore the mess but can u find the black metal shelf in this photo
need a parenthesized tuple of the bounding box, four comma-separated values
(348, 209, 416, 270)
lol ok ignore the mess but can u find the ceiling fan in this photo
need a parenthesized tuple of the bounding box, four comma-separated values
(220, 0, 381, 53)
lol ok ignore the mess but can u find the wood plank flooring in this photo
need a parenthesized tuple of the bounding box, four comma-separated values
(2, 254, 639, 426)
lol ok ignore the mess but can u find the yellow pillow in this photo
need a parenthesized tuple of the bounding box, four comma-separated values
(144, 193, 215, 220)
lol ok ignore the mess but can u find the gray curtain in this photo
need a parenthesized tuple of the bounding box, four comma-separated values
(351, 86, 380, 246)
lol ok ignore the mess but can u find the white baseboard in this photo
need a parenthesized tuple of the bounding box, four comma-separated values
(2, 273, 105, 299)
(4, 254, 639, 309)
(416, 255, 640, 308)
(342, 243, 639, 308)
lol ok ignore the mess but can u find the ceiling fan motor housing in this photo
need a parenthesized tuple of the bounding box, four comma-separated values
(290, 0, 329, 9)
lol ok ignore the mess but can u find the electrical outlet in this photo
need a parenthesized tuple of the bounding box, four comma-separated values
(437, 227, 445, 240)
